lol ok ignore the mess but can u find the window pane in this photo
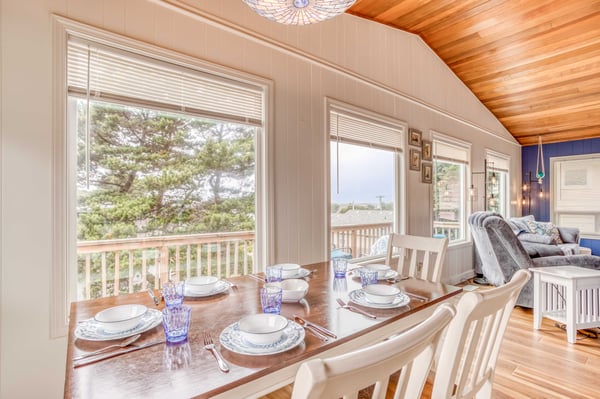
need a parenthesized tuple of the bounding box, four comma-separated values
(433, 160, 465, 242)
(330, 141, 395, 259)
(487, 170, 507, 216)
(73, 99, 257, 299)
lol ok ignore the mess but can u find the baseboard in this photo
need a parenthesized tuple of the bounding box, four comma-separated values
(446, 270, 476, 285)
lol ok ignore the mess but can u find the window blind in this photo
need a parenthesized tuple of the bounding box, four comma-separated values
(329, 109, 404, 151)
(67, 38, 264, 127)
(433, 140, 469, 164)
(486, 153, 510, 172)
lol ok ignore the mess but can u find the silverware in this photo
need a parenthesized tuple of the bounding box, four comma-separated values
(293, 315, 337, 339)
(203, 331, 230, 373)
(222, 279, 238, 291)
(386, 275, 410, 283)
(298, 322, 328, 341)
(147, 287, 160, 305)
(73, 334, 142, 361)
(73, 339, 165, 368)
(335, 298, 377, 319)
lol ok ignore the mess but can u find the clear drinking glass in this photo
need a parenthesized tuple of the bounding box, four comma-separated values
(332, 258, 348, 277)
(162, 281, 185, 308)
(265, 265, 283, 282)
(162, 305, 191, 343)
(260, 285, 283, 314)
(358, 268, 378, 287)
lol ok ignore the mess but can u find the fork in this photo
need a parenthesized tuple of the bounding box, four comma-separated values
(203, 331, 230, 373)
(336, 298, 377, 319)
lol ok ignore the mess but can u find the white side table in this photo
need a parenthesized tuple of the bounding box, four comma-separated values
(532, 266, 600, 343)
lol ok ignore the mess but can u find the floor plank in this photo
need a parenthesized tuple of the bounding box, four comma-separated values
(261, 307, 600, 399)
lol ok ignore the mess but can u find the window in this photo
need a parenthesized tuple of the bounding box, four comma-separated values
(328, 101, 405, 260)
(432, 135, 469, 243)
(552, 154, 600, 235)
(486, 152, 510, 217)
(66, 38, 267, 301)
(53, 17, 271, 337)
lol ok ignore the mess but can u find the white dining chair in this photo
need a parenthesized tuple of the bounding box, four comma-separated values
(431, 269, 531, 399)
(385, 233, 449, 283)
(290, 303, 456, 399)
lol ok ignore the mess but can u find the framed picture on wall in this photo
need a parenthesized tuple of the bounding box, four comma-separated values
(409, 128, 422, 146)
(422, 140, 432, 161)
(409, 148, 421, 171)
(422, 162, 433, 183)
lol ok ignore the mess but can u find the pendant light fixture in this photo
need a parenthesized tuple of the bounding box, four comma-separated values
(242, 0, 356, 25)
(535, 136, 545, 184)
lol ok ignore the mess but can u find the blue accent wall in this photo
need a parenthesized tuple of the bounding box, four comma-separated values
(522, 137, 600, 253)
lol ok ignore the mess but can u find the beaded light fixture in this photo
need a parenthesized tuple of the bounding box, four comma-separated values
(242, 0, 356, 25)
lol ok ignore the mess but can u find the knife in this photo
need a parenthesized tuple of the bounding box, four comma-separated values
(293, 315, 337, 339)
(73, 340, 165, 368)
(147, 287, 160, 305)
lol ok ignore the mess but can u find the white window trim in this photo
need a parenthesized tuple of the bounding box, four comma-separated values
(325, 98, 407, 260)
(431, 131, 471, 246)
(485, 149, 511, 218)
(51, 15, 274, 337)
(551, 154, 600, 238)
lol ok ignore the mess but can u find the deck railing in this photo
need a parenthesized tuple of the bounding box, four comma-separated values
(77, 221, 461, 300)
(330, 223, 394, 258)
(76, 231, 255, 300)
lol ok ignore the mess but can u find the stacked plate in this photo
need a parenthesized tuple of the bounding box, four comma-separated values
(75, 304, 162, 341)
(185, 277, 230, 297)
(220, 314, 305, 356)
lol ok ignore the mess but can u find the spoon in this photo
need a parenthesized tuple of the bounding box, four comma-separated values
(73, 334, 142, 361)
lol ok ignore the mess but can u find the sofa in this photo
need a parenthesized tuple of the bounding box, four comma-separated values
(506, 214, 582, 257)
(469, 211, 600, 308)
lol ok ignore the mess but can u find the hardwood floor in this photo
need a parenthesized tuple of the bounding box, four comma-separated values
(261, 307, 600, 399)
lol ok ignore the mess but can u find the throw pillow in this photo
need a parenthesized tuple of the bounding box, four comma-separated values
(509, 215, 536, 234)
(525, 220, 564, 244)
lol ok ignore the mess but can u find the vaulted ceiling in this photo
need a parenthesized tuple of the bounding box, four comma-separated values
(347, 0, 600, 146)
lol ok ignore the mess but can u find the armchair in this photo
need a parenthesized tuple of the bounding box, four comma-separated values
(469, 211, 600, 308)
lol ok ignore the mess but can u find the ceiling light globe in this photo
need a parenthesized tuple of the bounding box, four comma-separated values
(242, 0, 357, 25)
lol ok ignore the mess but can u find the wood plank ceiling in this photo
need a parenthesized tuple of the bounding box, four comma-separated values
(347, 0, 600, 146)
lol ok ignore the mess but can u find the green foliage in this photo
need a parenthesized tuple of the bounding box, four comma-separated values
(76, 101, 256, 241)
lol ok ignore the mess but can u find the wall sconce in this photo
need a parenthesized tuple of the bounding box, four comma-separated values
(522, 170, 544, 214)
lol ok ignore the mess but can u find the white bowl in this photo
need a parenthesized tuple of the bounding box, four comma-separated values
(238, 314, 288, 345)
(280, 279, 309, 302)
(363, 285, 400, 304)
(94, 304, 147, 333)
(185, 276, 219, 294)
(279, 263, 301, 278)
(365, 264, 391, 279)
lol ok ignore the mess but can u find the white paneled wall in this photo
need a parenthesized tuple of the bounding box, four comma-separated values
(1, 0, 520, 397)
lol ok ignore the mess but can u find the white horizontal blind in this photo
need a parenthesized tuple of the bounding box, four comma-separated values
(486, 152, 510, 172)
(67, 38, 264, 127)
(433, 140, 469, 164)
(329, 110, 404, 151)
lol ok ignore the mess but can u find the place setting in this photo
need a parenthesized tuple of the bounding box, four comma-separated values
(73, 280, 194, 368)
(219, 282, 307, 356)
(183, 276, 232, 298)
(341, 263, 411, 313)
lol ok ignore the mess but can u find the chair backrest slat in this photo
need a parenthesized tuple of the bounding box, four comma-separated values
(385, 233, 449, 283)
(291, 304, 456, 399)
(431, 269, 531, 399)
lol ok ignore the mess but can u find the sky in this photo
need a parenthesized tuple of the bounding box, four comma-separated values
(330, 142, 394, 205)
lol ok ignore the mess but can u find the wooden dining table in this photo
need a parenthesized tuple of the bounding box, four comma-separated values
(64, 261, 462, 399)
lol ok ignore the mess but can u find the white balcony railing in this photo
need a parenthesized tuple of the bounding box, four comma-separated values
(76, 221, 459, 300)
